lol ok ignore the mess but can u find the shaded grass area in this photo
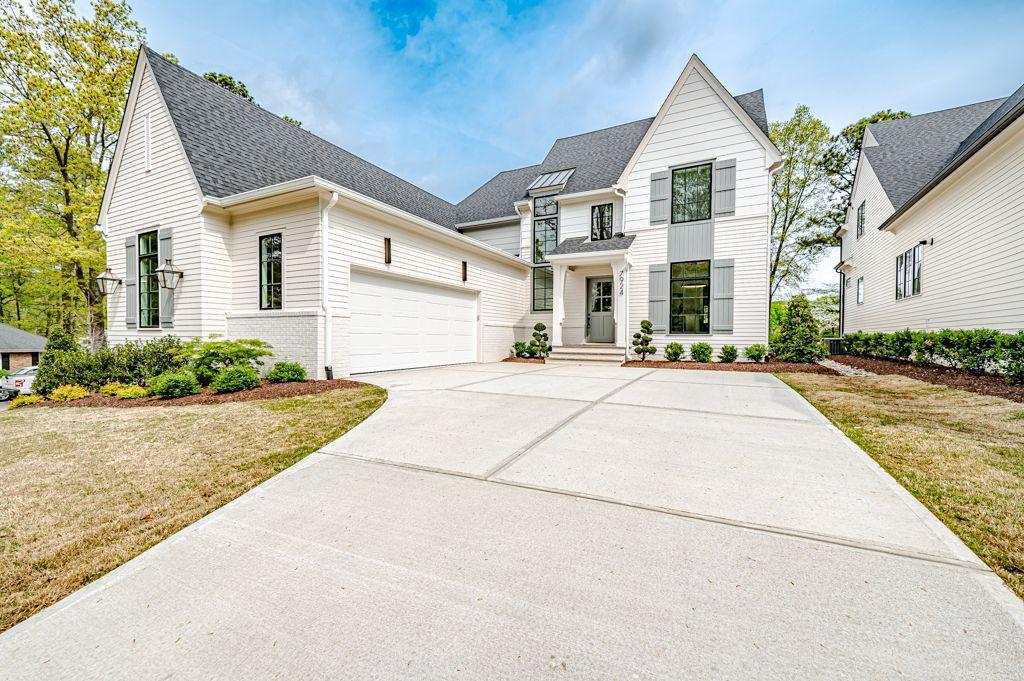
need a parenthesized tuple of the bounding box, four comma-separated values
(779, 372, 1024, 599)
(0, 385, 386, 632)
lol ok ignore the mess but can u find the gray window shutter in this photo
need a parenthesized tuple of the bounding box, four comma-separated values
(158, 227, 174, 328)
(711, 259, 734, 333)
(650, 171, 670, 225)
(124, 236, 137, 328)
(713, 159, 736, 216)
(648, 263, 669, 333)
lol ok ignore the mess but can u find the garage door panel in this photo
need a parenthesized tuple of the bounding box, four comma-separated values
(350, 271, 478, 373)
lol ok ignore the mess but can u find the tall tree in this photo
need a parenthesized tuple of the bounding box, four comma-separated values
(822, 109, 910, 230)
(0, 0, 143, 345)
(768, 105, 834, 303)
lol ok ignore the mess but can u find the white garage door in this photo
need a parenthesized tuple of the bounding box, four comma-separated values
(349, 270, 478, 373)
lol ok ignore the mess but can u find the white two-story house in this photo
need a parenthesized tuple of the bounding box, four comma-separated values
(98, 47, 780, 377)
(837, 82, 1024, 335)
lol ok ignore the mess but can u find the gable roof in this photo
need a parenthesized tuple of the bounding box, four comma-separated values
(734, 89, 769, 137)
(0, 323, 46, 352)
(143, 48, 458, 228)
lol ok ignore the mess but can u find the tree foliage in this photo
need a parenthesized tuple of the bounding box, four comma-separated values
(771, 294, 826, 362)
(203, 72, 253, 102)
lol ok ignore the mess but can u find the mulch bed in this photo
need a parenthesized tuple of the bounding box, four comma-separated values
(30, 379, 371, 409)
(502, 357, 545, 364)
(622, 360, 837, 374)
(830, 355, 1024, 403)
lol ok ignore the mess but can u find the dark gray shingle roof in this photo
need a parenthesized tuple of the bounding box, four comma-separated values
(455, 164, 540, 225)
(863, 98, 1006, 211)
(734, 89, 769, 137)
(144, 48, 458, 228)
(548, 234, 636, 256)
(0, 323, 46, 352)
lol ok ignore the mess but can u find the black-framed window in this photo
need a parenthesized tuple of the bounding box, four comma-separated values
(260, 233, 283, 310)
(856, 201, 866, 238)
(669, 260, 710, 334)
(591, 203, 613, 241)
(896, 243, 921, 300)
(138, 230, 159, 328)
(856, 277, 864, 304)
(671, 163, 712, 224)
(533, 266, 553, 311)
(533, 195, 558, 263)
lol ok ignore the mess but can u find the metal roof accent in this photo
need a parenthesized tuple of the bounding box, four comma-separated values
(526, 168, 575, 192)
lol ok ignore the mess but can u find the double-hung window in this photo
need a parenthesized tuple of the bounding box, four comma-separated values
(259, 233, 283, 310)
(671, 163, 712, 224)
(669, 260, 710, 334)
(896, 243, 922, 300)
(138, 230, 159, 328)
(856, 277, 864, 304)
(532, 195, 557, 311)
(856, 201, 866, 238)
(591, 203, 613, 240)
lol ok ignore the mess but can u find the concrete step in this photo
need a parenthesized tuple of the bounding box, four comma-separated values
(547, 345, 626, 365)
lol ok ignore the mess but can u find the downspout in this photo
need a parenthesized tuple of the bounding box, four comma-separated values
(321, 191, 339, 379)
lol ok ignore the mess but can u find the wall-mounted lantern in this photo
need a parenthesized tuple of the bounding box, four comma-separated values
(384, 237, 392, 264)
(461, 261, 467, 282)
(155, 258, 184, 290)
(96, 268, 122, 296)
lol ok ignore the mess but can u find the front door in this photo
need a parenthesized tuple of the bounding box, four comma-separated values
(586, 277, 614, 343)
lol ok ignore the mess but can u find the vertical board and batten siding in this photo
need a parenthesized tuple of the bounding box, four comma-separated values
(843, 117, 1024, 333)
(623, 67, 770, 354)
(105, 62, 204, 345)
(460, 222, 521, 255)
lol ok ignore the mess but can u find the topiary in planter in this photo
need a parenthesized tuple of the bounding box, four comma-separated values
(631, 320, 657, 361)
(719, 345, 738, 363)
(149, 370, 201, 399)
(744, 344, 768, 362)
(49, 384, 91, 402)
(529, 323, 550, 358)
(690, 342, 712, 362)
(266, 362, 307, 383)
(211, 365, 260, 394)
(664, 342, 684, 362)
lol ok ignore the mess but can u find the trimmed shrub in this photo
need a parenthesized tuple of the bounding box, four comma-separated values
(529, 323, 550, 358)
(50, 384, 91, 402)
(99, 382, 126, 397)
(745, 344, 768, 363)
(115, 385, 150, 399)
(175, 337, 273, 381)
(772, 295, 827, 363)
(690, 342, 713, 362)
(149, 371, 201, 399)
(266, 362, 307, 383)
(34, 336, 185, 396)
(192, 364, 220, 387)
(631, 320, 657, 361)
(211, 365, 260, 394)
(10, 394, 44, 409)
(664, 342, 684, 362)
(1003, 332, 1024, 384)
(719, 345, 738, 363)
(511, 341, 532, 359)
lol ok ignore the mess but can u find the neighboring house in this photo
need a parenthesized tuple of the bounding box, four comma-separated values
(837, 81, 1024, 335)
(0, 323, 45, 371)
(98, 47, 780, 377)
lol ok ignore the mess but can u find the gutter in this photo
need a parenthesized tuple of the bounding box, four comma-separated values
(321, 191, 339, 378)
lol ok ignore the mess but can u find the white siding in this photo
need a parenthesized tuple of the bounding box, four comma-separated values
(842, 116, 1024, 333)
(104, 62, 204, 344)
(460, 221, 521, 255)
(562, 265, 614, 344)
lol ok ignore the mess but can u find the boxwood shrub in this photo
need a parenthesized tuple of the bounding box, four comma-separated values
(690, 342, 713, 362)
(744, 344, 768, 363)
(211, 365, 260, 394)
(663, 342, 684, 362)
(266, 362, 307, 383)
(149, 371, 201, 399)
(719, 345, 738, 363)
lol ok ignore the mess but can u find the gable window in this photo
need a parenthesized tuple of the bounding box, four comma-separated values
(856, 201, 866, 238)
(671, 163, 712, 224)
(533, 195, 558, 263)
(533, 266, 553, 311)
(856, 277, 864, 304)
(138, 230, 159, 328)
(896, 243, 922, 300)
(259, 233, 283, 310)
(669, 260, 710, 334)
(591, 203, 613, 241)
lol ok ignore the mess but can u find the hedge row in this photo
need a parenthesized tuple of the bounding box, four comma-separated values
(842, 329, 1024, 383)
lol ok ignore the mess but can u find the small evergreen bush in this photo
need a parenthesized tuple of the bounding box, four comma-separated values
(211, 365, 260, 394)
(719, 345, 738, 363)
(772, 295, 827, 362)
(149, 371, 201, 399)
(175, 337, 273, 384)
(631, 320, 657, 360)
(10, 394, 44, 408)
(99, 382, 126, 397)
(664, 342, 684, 362)
(266, 362, 307, 383)
(115, 385, 150, 399)
(744, 344, 768, 362)
(690, 342, 713, 362)
(511, 341, 532, 358)
(50, 384, 91, 402)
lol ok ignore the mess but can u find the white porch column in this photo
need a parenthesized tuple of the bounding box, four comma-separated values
(613, 257, 630, 347)
(551, 263, 566, 346)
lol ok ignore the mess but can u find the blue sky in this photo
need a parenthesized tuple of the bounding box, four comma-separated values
(132, 0, 1024, 287)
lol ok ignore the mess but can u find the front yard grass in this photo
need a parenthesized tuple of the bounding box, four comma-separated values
(0, 385, 386, 632)
(779, 372, 1024, 599)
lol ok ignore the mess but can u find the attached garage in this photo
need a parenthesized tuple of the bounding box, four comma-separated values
(349, 270, 478, 373)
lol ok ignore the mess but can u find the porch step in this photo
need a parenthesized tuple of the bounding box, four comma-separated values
(547, 345, 626, 365)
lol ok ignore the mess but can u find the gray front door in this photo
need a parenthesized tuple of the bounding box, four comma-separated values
(587, 277, 614, 343)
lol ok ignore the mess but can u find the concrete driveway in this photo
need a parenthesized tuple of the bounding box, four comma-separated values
(2, 362, 1023, 679)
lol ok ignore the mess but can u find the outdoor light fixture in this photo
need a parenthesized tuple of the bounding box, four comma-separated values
(384, 237, 392, 264)
(155, 258, 184, 290)
(462, 261, 468, 282)
(95, 268, 122, 296)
